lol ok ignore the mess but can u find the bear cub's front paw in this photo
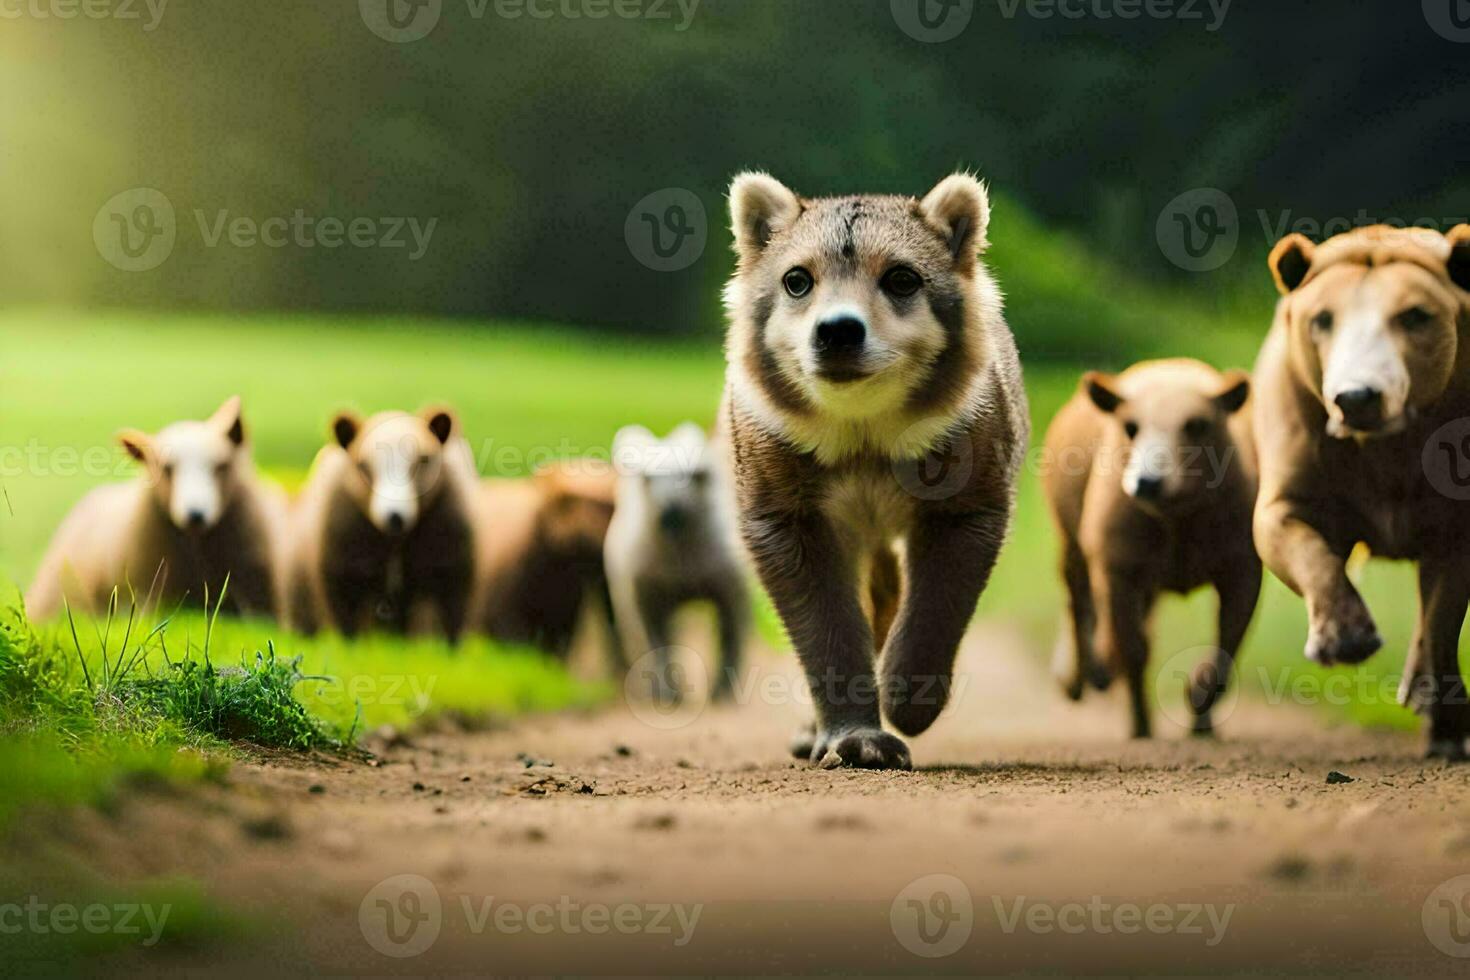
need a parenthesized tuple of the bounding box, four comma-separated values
(810, 726, 912, 771)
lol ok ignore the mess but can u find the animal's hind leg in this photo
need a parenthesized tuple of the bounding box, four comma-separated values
(1093, 565, 1153, 739)
(1052, 543, 1108, 700)
(867, 545, 902, 652)
(1190, 558, 1261, 736)
(710, 576, 750, 702)
(1416, 556, 1470, 761)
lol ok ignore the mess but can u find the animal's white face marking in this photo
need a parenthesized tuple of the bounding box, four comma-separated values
(613, 423, 718, 538)
(350, 414, 444, 535)
(1314, 276, 1424, 437)
(1121, 426, 1179, 500)
(156, 422, 234, 531)
(1088, 365, 1247, 508)
(121, 397, 246, 534)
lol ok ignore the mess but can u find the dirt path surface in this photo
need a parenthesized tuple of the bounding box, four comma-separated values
(19, 624, 1470, 977)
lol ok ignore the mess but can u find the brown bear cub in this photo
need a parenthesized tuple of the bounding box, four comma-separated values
(27, 396, 285, 621)
(1254, 225, 1470, 758)
(722, 172, 1028, 770)
(470, 460, 622, 667)
(288, 407, 477, 640)
(1043, 360, 1260, 739)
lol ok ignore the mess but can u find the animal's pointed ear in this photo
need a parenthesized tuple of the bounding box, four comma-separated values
(1082, 372, 1123, 414)
(666, 422, 707, 467)
(420, 405, 457, 445)
(116, 428, 153, 464)
(1269, 234, 1315, 295)
(612, 424, 658, 472)
(211, 395, 245, 446)
(330, 411, 362, 450)
(1446, 225, 1470, 293)
(1214, 370, 1251, 415)
(919, 172, 991, 269)
(729, 172, 803, 266)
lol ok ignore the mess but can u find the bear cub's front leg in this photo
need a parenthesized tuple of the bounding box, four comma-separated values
(745, 510, 912, 771)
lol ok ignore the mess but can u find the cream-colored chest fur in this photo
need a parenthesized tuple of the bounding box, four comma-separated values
(820, 470, 917, 551)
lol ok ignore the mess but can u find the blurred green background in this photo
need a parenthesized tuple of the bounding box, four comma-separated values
(2, 0, 1463, 733)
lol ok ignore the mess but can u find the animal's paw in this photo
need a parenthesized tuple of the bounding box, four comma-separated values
(813, 727, 912, 771)
(789, 722, 817, 761)
(1084, 656, 1113, 693)
(1305, 597, 1381, 666)
(879, 671, 954, 737)
(1398, 668, 1435, 715)
(1425, 737, 1469, 762)
(1187, 658, 1229, 719)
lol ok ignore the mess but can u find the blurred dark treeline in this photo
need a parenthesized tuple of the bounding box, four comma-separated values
(2, 0, 1467, 343)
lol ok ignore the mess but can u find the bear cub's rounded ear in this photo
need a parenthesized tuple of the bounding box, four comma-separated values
(1213, 370, 1251, 415)
(920, 172, 991, 267)
(1269, 234, 1316, 296)
(116, 428, 153, 464)
(1446, 225, 1470, 294)
(331, 411, 362, 450)
(729, 172, 803, 264)
(420, 405, 457, 445)
(211, 395, 245, 446)
(1081, 371, 1123, 414)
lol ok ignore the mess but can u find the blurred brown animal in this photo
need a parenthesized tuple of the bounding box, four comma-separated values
(1043, 359, 1259, 738)
(470, 459, 622, 667)
(287, 407, 477, 639)
(26, 396, 285, 621)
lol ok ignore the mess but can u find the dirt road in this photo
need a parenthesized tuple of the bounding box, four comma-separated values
(18, 623, 1470, 976)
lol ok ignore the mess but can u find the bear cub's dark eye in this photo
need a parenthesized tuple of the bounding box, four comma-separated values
(783, 268, 813, 298)
(1123, 421, 1140, 440)
(1183, 418, 1211, 440)
(1310, 311, 1334, 336)
(1398, 306, 1434, 331)
(881, 266, 923, 298)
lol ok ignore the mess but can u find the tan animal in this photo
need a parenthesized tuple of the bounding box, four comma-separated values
(1043, 359, 1259, 738)
(287, 407, 477, 640)
(27, 396, 285, 621)
(470, 459, 621, 667)
(1254, 224, 1470, 758)
(722, 171, 1028, 770)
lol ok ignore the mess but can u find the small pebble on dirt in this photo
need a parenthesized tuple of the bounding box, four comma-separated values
(614, 744, 634, 757)
(815, 813, 868, 831)
(242, 813, 293, 841)
(1267, 855, 1313, 881)
(636, 813, 678, 831)
(1326, 771, 1355, 785)
(308, 784, 326, 795)
(412, 781, 426, 792)
(461, 775, 472, 782)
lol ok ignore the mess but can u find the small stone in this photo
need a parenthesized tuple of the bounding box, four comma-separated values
(1326, 771, 1355, 785)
